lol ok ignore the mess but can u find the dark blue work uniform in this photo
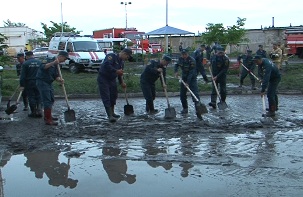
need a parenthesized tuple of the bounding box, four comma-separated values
(258, 58, 281, 111)
(194, 48, 208, 82)
(210, 54, 229, 103)
(140, 60, 166, 108)
(174, 55, 199, 109)
(36, 57, 59, 109)
(20, 57, 42, 107)
(256, 49, 267, 58)
(16, 61, 28, 109)
(97, 53, 123, 108)
(237, 54, 256, 87)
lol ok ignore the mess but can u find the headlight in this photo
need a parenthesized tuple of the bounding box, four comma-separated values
(78, 59, 90, 63)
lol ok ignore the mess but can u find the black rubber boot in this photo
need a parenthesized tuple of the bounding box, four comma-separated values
(145, 101, 149, 112)
(23, 99, 28, 111)
(263, 105, 276, 117)
(105, 107, 117, 123)
(147, 101, 158, 114)
(35, 103, 43, 118)
(181, 101, 188, 114)
(251, 80, 256, 90)
(28, 105, 36, 118)
(111, 105, 121, 118)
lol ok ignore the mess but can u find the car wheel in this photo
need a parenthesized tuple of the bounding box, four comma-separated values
(69, 63, 79, 74)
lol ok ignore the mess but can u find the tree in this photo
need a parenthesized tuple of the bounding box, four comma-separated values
(41, 21, 80, 43)
(3, 19, 26, 27)
(200, 17, 248, 46)
(0, 33, 8, 51)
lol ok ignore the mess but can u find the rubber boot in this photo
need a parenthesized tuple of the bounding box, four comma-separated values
(111, 105, 121, 118)
(23, 98, 28, 111)
(145, 101, 149, 112)
(147, 101, 158, 114)
(203, 75, 209, 84)
(209, 95, 217, 109)
(239, 81, 243, 88)
(251, 80, 256, 90)
(181, 101, 188, 114)
(44, 108, 58, 126)
(105, 107, 117, 123)
(35, 103, 43, 118)
(263, 105, 276, 117)
(28, 104, 36, 118)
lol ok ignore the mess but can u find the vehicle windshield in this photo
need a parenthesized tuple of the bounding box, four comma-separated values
(73, 41, 101, 52)
(98, 42, 112, 49)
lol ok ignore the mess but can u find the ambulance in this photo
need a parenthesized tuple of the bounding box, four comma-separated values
(48, 32, 106, 73)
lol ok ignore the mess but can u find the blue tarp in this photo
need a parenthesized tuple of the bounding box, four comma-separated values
(146, 25, 194, 35)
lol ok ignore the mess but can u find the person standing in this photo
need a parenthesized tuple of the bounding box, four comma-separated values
(174, 49, 200, 117)
(178, 42, 183, 52)
(256, 45, 267, 58)
(237, 49, 256, 90)
(97, 48, 133, 122)
(19, 51, 42, 118)
(140, 55, 172, 114)
(208, 47, 230, 109)
(16, 52, 28, 111)
(253, 55, 281, 117)
(193, 44, 209, 83)
(36, 51, 67, 126)
(270, 43, 283, 70)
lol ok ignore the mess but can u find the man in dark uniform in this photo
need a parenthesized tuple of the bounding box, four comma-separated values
(253, 55, 281, 117)
(174, 49, 200, 117)
(16, 52, 28, 111)
(208, 47, 230, 109)
(20, 51, 42, 118)
(36, 51, 67, 125)
(179, 42, 183, 52)
(140, 55, 172, 114)
(237, 49, 256, 90)
(97, 48, 133, 122)
(256, 45, 267, 58)
(194, 44, 209, 83)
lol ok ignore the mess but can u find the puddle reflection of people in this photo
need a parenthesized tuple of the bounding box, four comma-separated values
(179, 135, 195, 177)
(102, 145, 136, 184)
(0, 150, 12, 167)
(24, 151, 78, 189)
(143, 137, 173, 171)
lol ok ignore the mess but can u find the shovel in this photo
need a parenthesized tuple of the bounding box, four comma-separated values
(124, 88, 134, 115)
(6, 85, 20, 109)
(5, 90, 23, 115)
(208, 66, 228, 110)
(160, 73, 176, 119)
(57, 64, 76, 122)
(240, 63, 261, 83)
(179, 78, 208, 119)
(261, 95, 274, 124)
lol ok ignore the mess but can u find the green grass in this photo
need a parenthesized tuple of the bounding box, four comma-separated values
(1, 63, 303, 97)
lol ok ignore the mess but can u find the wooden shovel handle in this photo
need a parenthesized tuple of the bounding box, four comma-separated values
(160, 72, 170, 106)
(179, 78, 199, 102)
(124, 88, 129, 104)
(57, 63, 71, 109)
(208, 66, 223, 102)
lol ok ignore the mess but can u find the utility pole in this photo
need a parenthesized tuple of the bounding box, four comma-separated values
(121, 2, 132, 29)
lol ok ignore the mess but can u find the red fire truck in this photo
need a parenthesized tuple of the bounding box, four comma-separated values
(285, 28, 303, 58)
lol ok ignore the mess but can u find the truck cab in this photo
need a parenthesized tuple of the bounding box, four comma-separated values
(48, 32, 106, 73)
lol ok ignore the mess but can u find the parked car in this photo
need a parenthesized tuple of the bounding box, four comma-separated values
(33, 47, 49, 58)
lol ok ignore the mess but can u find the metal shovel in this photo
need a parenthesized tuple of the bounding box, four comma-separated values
(57, 64, 76, 122)
(124, 88, 134, 115)
(179, 78, 208, 119)
(160, 73, 176, 119)
(6, 85, 20, 109)
(5, 90, 23, 115)
(208, 66, 228, 110)
(261, 95, 274, 125)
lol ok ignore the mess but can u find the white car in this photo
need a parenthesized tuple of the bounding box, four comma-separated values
(33, 47, 49, 58)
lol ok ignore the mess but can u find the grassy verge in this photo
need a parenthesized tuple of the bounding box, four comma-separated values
(1, 63, 302, 97)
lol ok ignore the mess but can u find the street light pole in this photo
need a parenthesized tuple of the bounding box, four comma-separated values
(121, 2, 132, 29)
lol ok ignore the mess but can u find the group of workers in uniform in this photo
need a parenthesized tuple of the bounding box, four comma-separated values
(97, 41, 282, 122)
(15, 41, 282, 125)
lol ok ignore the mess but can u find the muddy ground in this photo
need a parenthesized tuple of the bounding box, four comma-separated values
(0, 93, 303, 197)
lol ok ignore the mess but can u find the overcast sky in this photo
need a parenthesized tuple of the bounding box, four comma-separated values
(1, 0, 302, 35)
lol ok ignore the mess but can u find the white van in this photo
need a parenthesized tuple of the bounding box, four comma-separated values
(48, 32, 106, 73)
(95, 38, 131, 54)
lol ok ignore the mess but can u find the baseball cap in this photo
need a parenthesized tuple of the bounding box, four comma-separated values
(25, 51, 33, 56)
(121, 48, 133, 60)
(162, 55, 172, 62)
(217, 47, 225, 52)
(247, 49, 252, 53)
(252, 55, 262, 60)
(58, 51, 70, 60)
(16, 52, 24, 58)
(181, 49, 188, 54)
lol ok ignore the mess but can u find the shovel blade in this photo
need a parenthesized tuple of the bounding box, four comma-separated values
(124, 104, 134, 116)
(217, 102, 228, 110)
(64, 109, 76, 122)
(5, 105, 17, 115)
(164, 107, 176, 119)
(195, 103, 208, 114)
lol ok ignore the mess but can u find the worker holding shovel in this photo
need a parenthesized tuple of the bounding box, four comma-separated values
(208, 47, 230, 109)
(174, 49, 201, 117)
(36, 51, 67, 125)
(140, 55, 172, 114)
(253, 55, 281, 117)
(237, 49, 257, 90)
